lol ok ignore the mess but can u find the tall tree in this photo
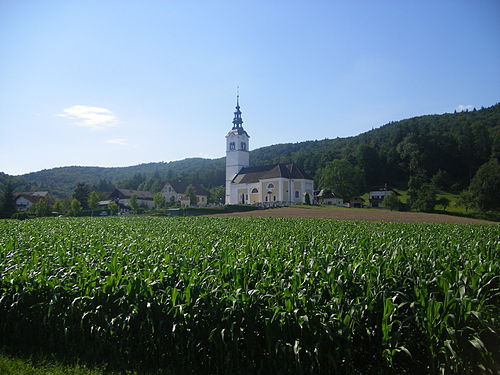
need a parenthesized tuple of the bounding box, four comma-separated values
(69, 198, 82, 216)
(73, 183, 90, 209)
(0, 182, 16, 218)
(209, 186, 225, 204)
(88, 191, 100, 216)
(469, 158, 500, 211)
(319, 159, 364, 200)
(153, 192, 166, 209)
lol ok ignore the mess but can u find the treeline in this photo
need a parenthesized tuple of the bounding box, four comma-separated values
(1, 104, 499, 205)
(252, 104, 499, 191)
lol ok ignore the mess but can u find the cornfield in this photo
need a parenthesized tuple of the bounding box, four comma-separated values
(0, 217, 498, 374)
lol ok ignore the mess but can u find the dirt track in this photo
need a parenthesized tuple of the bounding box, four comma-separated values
(211, 207, 496, 225)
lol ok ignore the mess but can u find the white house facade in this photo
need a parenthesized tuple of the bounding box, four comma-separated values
(161, 181, 208, 207)
(368, 184, 400, 207)
(225, 98, 314, 205)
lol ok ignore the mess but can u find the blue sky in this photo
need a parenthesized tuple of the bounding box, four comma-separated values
(1, 0, 499, 176)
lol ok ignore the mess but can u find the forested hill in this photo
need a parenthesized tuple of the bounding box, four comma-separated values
(3, 103, 499, 197)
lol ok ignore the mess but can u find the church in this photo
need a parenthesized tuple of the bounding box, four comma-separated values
(225, 97, 314, 205)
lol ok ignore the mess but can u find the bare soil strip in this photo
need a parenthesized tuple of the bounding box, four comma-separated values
(210, 207, 496, 225)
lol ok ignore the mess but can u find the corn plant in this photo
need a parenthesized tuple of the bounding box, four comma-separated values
(0, 217, 498, 374)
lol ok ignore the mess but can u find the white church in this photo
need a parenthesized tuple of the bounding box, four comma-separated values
(225, 97, 314, 205)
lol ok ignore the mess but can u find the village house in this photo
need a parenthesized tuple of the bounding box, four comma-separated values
(108, 188, 154, 209)
(349, 196, 365, 208)
(369, 184, 400, 208)
(14, 191, 54, 212)
(316, 189, 344, 206)
(161, 181, 208, 207)
(225, 96, 314, 205)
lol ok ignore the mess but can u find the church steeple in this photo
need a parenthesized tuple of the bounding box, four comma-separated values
(232, 94, 243, 129)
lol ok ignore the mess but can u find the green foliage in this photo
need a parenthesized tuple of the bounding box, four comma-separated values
(0, 351, 108, 375)
(383, 193, 401, 211)
(87, 191, 100, 216)
(412, 183, 438, 212)
(69, 198, 82, 216)
(0, 217, 497, 374)
(436, 196, 450, 211)
(185, 184, 197, 206)
(0, 182, 16, 219)
(431, 169, 451, 191)
(456, 190, 474, 212)
(153, 192, 166, 209)
(28, 199, 50, 217)
(72, 183, 90, 210)
(319, 159, 364, 199)
(469, 158, 500, 211)
(107, 201, 118, 215)
(52, 199, 68, 215)
(208, 186, 225, 204)
(128, 194, 139, 212)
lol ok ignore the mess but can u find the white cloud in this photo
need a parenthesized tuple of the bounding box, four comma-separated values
(106, 138, 128, 145)
(455, 104, 474, 112)
(58, 105, 118, 129)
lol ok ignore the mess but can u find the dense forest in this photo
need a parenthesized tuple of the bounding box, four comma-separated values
(1, 104, 499, 199)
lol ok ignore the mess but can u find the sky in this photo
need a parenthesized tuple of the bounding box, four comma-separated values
(0, 0, 499, 176)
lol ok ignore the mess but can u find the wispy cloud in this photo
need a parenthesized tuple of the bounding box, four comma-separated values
(58, 105, 118, 129)
(106, 138, 128, 145)
(455, 104, 474, 112)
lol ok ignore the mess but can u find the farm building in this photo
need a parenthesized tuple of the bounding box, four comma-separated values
(108, 188, 154, 209)
(14, 191, 54, 212)
(369, 184, 400, 208)
(161, 181, 208, 207)
(316, 189, 344, 206)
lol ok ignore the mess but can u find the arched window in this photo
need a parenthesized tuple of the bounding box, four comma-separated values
(229, 142, 235, 150)
(251, 188, 258, 193)
(267, 183, 274, 189)
(295, 191, 300, 198)
(241, 142, 246, 150)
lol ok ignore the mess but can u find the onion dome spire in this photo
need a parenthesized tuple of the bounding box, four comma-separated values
(232, 92, 243, 129)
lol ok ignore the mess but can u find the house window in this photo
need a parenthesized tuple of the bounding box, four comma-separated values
(241, 142, 246, 150)
(273, 196, 276, 201)
(245, 194, 248, 200)
(265, 196, 268, 202)
(251, 188, 258, 193)
(229, 142, 235, 150)
(295, 191, 300, 198)
(267, 183, 274, 189)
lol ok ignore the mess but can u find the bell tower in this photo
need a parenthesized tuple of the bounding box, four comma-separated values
(225, 94, 249, 204)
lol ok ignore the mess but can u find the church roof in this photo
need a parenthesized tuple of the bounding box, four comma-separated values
(232, 163, 313, 184)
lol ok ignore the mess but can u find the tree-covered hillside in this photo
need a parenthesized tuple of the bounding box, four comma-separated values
(1, 104, 499, 198)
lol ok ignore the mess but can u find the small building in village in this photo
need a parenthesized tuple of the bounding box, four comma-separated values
(14, 191, 54, 212)
(225, 97, 314, 205)
(161, 181, 208, 207)
(316, 189, 344, 206)
(349, 196, 365, 208)
(108, 188, 154, 209)
(369, 184, 400, 208)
